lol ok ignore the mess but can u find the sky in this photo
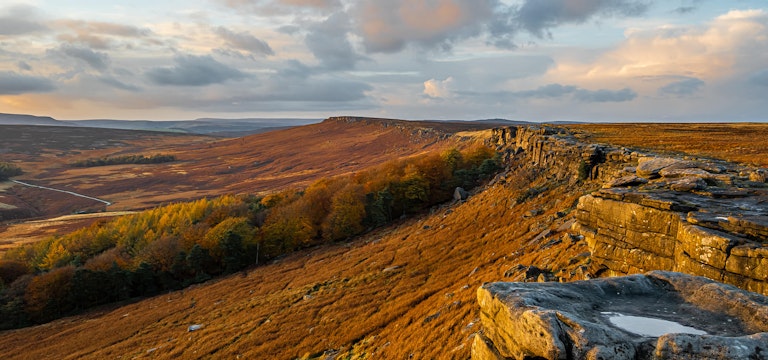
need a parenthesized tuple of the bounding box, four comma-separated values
(0, 0, 767, 122)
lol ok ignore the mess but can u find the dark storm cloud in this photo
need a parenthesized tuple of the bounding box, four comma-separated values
(0, 71, 56, 95)
(305, 12, 366, 70)
(145, 54, 249, 86)
(659, 77, 705, 96)
(0, 5, 48, 36)
(214, 26, 274, 56)
(58, 44, 111, 71)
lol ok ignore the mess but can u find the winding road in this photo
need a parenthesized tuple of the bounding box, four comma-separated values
(11, 180, 112, 206)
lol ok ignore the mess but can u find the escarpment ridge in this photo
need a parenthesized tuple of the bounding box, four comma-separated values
(476, 124, 768, 360)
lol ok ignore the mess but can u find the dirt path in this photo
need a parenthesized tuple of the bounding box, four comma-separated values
(11, 180, 112, 206)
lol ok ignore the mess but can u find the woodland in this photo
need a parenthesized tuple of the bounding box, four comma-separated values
(0, 145, 499, 328)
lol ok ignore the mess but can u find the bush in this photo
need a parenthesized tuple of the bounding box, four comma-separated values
(0, 162, 23, 180)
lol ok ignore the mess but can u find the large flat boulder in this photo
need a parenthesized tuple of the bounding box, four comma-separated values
(474, 271, 768, 360)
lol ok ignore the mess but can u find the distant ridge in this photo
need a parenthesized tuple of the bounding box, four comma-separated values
(0, 113, 72, 126)
(0, 112, 322, 137)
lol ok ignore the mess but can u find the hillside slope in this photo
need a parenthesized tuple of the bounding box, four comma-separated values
(2, 117, 492, 215)
(0, 137, 594, 359)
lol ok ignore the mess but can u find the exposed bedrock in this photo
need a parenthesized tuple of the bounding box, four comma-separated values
(473, 272, 768, 360)
(574, 158, 768, 295)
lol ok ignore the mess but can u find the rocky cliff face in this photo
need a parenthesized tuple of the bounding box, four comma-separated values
(574, 156, 768, 296)
(474, 125, 768, 359)
(491, 125, 768, 295)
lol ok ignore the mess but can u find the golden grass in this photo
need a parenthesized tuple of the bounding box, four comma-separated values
(0, 155, 594, 360)
(568, 123, 768, 167)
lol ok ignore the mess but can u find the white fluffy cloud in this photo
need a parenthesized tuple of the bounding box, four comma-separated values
(423, 77, 455, 98)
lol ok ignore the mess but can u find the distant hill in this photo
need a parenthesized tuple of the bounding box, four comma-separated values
(0, 113, 73, 126)
(71, 118, 322, 137)
(0, 112, 322, 136)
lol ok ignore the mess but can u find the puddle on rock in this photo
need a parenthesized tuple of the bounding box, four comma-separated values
(601, 312, 708, 337)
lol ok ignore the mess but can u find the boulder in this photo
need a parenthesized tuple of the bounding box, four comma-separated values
(474, 272, 768, 360)
(668, 176, 707, 192)
(454, 187, 469, 201)
(636, 157, 681, 178)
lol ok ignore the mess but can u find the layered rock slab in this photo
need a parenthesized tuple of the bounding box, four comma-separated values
(474, 271, 768, 360)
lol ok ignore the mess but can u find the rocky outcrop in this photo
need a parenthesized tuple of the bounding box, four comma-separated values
(474, 271, 768, 360)
(574, 156, 768, 295)
(489, 126, 768, 295)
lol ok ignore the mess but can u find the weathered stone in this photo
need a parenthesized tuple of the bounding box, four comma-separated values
(636, 157, 680, 178)
(602, 175, 648, 188)
(454, 187, 469, 201)
(668, 176, 707, 192)
(576, 179, 768, 295)
(470, 334, 505, 360)
(655, 333, 768, 360)
(749, 169, 767, 183)
(474, 272, 768, 360)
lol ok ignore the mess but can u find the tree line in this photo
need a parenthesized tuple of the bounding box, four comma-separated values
(0, 145, 501, 328)
(70, 154, 176, 167)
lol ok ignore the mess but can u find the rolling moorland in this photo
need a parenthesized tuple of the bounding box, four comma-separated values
(0, 119, 767, 359)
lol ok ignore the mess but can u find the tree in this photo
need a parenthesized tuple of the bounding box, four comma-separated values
(0, 260, 29, 286)
(321, 184, 366, 241)
(24, 266, 75, 322)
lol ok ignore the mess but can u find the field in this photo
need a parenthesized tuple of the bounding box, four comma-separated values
(570, 123, 768, 167)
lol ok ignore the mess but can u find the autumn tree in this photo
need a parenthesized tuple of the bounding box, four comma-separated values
(24, 266, 75, 322)
(322, 184, 366, 241)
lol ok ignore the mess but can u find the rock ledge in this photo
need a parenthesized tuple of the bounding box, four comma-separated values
(474, 271, 768, 360)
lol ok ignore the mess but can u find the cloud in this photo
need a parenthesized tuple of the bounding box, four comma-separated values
(515, 83, 578, 98)
(57, 44, 111, 71)
(659, 77, 705, 96)
(0, 5, 48, 36)
(523, 83, 637, 102)
(214, 26, 274, 56)
(0, 71, 56, 95)
(548, 9, 768, 85)
(573, 87, 637, 102)
(54, 20, 153, 49)
(99, 76, 141, 92)
(423, 77, 455, 98)
(353, 0, 493, 53)
(349, 0, 651, 53)
(145, 54, 249, 86)
(218, 0, 342, 15)
(305, 12, 366, 70)
(18, 61, 32, 71)
(514, 0, 650, 38)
